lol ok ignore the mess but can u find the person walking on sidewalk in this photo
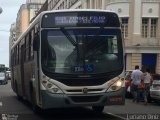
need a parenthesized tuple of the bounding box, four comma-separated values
(143, 68, 153, 105)
(131, 65, 143, 103)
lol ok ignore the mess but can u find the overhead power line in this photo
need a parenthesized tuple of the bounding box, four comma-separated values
(0, 30, 10, 32)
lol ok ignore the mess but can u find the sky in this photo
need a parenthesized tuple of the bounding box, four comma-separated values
(0, 0, 26, 67)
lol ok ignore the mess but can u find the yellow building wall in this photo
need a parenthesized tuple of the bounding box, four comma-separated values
(126, 53, 142, 70)
(131, 53, 142, 70)
(126, 53, 132, 70)
(21, 9, 29, 33)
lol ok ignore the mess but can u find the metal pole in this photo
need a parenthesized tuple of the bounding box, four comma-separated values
(0, 7, 3, 14)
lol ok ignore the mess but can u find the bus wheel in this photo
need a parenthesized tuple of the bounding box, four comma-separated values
(15, 81, 22, 101)
(32, 97, 42, 114)
(17, 94, 23, 101)
(92, 106, 104, 113)
(32, 103, 42, 114)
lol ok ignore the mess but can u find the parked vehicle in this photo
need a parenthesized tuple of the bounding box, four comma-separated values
(150, 74, 160, 102)
(6, 71, 11, 80)
(0, 72, 7, 85)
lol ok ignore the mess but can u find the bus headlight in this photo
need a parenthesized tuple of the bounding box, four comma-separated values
(106, 78, 124, 92)
(42, 80, 63, 94)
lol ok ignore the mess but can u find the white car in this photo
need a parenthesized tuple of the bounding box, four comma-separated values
(0, 72, 7, 85)
(150, 74, 160, 102)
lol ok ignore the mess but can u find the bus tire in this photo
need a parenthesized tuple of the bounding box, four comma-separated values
(92, 106, 104, 113)
(32, 103, 42, 114)
(15, 81, 22, 101)
(17, 94, 23, 101)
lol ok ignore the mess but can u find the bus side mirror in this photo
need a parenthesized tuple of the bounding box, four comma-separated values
(33, 33, 39, 51)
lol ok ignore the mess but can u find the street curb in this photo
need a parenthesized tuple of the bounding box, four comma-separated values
(105, 112, 126, 120)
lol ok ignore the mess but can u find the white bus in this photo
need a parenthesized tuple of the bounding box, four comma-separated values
(11, 9, 125, 113)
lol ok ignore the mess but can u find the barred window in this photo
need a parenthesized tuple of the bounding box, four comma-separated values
(142, 18, 148, 38)
(141, 18, 158, 38)
(121, 18, 128, 38)
(151, 19, 157, 38)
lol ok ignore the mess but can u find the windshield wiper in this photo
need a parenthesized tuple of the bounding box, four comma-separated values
(60, 27, 85, 60)
(60, 27, 77, 46)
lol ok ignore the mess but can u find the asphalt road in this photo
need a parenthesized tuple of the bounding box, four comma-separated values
(1, 81, 160, 120)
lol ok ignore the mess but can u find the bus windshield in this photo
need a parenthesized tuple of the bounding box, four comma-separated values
(41, 28, 123, 74)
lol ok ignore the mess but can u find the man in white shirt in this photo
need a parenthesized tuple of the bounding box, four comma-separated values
(131, 65, 143, 102)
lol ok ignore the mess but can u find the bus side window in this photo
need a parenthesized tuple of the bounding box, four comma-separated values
(31, 29, 35, 59)
(33, 32, 40, 51)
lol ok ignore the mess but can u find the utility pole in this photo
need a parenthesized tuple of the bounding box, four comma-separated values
(0, 7, 2, 14)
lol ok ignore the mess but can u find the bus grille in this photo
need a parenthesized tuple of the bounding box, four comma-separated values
(66, 89, 103, 93)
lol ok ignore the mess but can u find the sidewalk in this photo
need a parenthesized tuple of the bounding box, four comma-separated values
(105, 99, 160, 114)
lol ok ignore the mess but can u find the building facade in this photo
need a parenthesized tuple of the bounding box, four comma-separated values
(47, 0, 107, 10)
(16, 1, 46, 39)
(9, 23, 16, 49)
(16, 4, 30, 40)
(106, 0, 160, 73)
(47, 0, 160, 74)
(27, 0, 45, 4)
(9, 0, 46, 68)
(9, 23, 16, 67)
(9, 0, 46, 44)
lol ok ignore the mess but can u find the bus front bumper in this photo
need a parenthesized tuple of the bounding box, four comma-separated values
(40, 87, 125, 109)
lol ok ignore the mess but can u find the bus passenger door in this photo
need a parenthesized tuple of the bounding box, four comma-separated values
(21, 44, 26, 98)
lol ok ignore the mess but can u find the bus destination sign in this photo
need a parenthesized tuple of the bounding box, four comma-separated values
(55, 16, 106, 26)
(42, 12, 120, 28)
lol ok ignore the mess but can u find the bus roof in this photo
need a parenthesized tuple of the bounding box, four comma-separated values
(42, 9, 117, 14)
